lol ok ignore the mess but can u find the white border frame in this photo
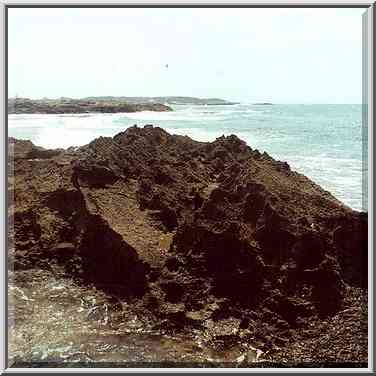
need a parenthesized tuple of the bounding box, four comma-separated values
(0, 1, 373, 373)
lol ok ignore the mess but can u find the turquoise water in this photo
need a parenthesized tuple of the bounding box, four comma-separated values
(8, 104, 366, 211)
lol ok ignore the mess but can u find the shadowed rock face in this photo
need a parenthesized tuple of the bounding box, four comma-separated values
(9, 126, 367, 339)
(9, 137, 63, 160)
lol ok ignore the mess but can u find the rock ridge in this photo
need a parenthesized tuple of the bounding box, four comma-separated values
(9, 125, 368, 363)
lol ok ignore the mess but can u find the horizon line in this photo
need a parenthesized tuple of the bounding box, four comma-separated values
(7, 96, 362, 105)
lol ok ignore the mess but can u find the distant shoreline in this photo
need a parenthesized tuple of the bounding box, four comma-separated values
(8, 96, 239, 114)
(8, 97, 172, 115)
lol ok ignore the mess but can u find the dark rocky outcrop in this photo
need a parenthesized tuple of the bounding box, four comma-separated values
(8, 98, 172, 114)
(9, 125, 367, 364)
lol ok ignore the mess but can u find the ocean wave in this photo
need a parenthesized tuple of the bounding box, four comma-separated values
(8, 104, 363, 211)
(120, 110, 227, 122)
(274, 155, 363, 211)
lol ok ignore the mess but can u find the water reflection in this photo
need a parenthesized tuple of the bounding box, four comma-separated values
(9, 269, 262, 367)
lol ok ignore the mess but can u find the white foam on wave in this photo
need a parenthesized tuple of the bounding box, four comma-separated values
(34, 127, 102, 149)
(9, 113, 128, 149)
(8, 106, 364, 211)
(121, 110, 226, 122)
(273, 154, 363, 211)
(119, 103, 263, 122)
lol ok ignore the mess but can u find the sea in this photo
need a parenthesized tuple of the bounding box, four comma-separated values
(8, 104, 367, 212)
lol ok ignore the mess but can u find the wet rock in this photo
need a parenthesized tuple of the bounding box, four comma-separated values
(239, 347, 264, 363)
(205, 317, 241, 337)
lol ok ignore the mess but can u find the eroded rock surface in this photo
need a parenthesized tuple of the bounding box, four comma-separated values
(8, 126, 368, 365)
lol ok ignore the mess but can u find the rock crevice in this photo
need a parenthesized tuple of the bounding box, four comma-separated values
(9, 126, 368, 360)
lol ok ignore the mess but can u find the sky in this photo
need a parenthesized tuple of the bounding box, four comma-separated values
(8, 7, 365, 104)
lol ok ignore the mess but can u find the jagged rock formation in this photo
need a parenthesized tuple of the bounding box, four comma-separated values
(8, 126, 368, 364)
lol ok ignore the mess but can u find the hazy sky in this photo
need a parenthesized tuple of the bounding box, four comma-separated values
(8, 7, 365, 103)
